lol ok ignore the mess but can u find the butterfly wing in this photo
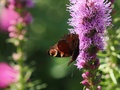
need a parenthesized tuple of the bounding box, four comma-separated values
(48, 33, 79, 65)
(57, 39, 73, 57)
(68, 37, 79, 65)
(48, 34, 73, 57)
(65, 34, 79, 65)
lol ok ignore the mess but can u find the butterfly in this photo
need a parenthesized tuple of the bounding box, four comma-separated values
(48, 33, 79, 66)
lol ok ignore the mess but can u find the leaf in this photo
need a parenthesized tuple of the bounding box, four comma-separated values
(109, 69, 117, 85)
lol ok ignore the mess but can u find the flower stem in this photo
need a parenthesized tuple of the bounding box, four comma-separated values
(16, 43, 26, 90)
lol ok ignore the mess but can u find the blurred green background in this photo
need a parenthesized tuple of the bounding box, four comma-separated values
(27, 0, 83, 90)
(0, 0, 83, 90)
(0, 0, 120, 90)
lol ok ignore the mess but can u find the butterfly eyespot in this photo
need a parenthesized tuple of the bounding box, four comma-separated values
(49, 49, 58, 57)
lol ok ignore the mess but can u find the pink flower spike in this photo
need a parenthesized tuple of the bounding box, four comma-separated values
(0, 8, 20, 32)
(0, 62, 19, 88)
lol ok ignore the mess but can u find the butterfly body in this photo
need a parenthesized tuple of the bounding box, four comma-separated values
(48, 33, 79, 65)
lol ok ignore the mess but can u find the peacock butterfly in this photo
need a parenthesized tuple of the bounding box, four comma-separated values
(48, 33, 79, 66)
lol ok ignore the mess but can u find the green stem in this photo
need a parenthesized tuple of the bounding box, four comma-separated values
(17, 45, 26, 90)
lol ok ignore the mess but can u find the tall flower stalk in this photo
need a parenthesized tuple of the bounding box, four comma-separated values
(67, 0, 112, 90)
(0, 0, 33, 89)
(7, 0, 33, 89)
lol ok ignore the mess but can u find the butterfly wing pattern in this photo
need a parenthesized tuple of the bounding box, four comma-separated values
(48, 33, 79, 66)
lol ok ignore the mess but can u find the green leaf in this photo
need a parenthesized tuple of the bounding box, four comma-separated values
(109, 69, 117, 85)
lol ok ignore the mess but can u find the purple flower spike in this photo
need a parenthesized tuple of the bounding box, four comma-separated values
(68, 0, 112, 69)
(67, 0, 112, 89)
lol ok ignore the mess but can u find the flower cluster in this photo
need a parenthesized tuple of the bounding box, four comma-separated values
(0, 0, 33, 33)
(68, 0, 112, 89)
(68, 0, 112, 68)
(0, 0, 34, 89)
(0, 62, 19, 88)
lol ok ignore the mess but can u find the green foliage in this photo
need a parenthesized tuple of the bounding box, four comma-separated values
(98, 0, 120, 90)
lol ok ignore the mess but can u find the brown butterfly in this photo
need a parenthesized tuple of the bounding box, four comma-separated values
(48, 33, 79, 66)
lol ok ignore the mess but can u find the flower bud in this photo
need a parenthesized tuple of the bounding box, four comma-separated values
(97, 86, 101, 90)
(82, 71, 92, 79)
(81, 80, 90, 87)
